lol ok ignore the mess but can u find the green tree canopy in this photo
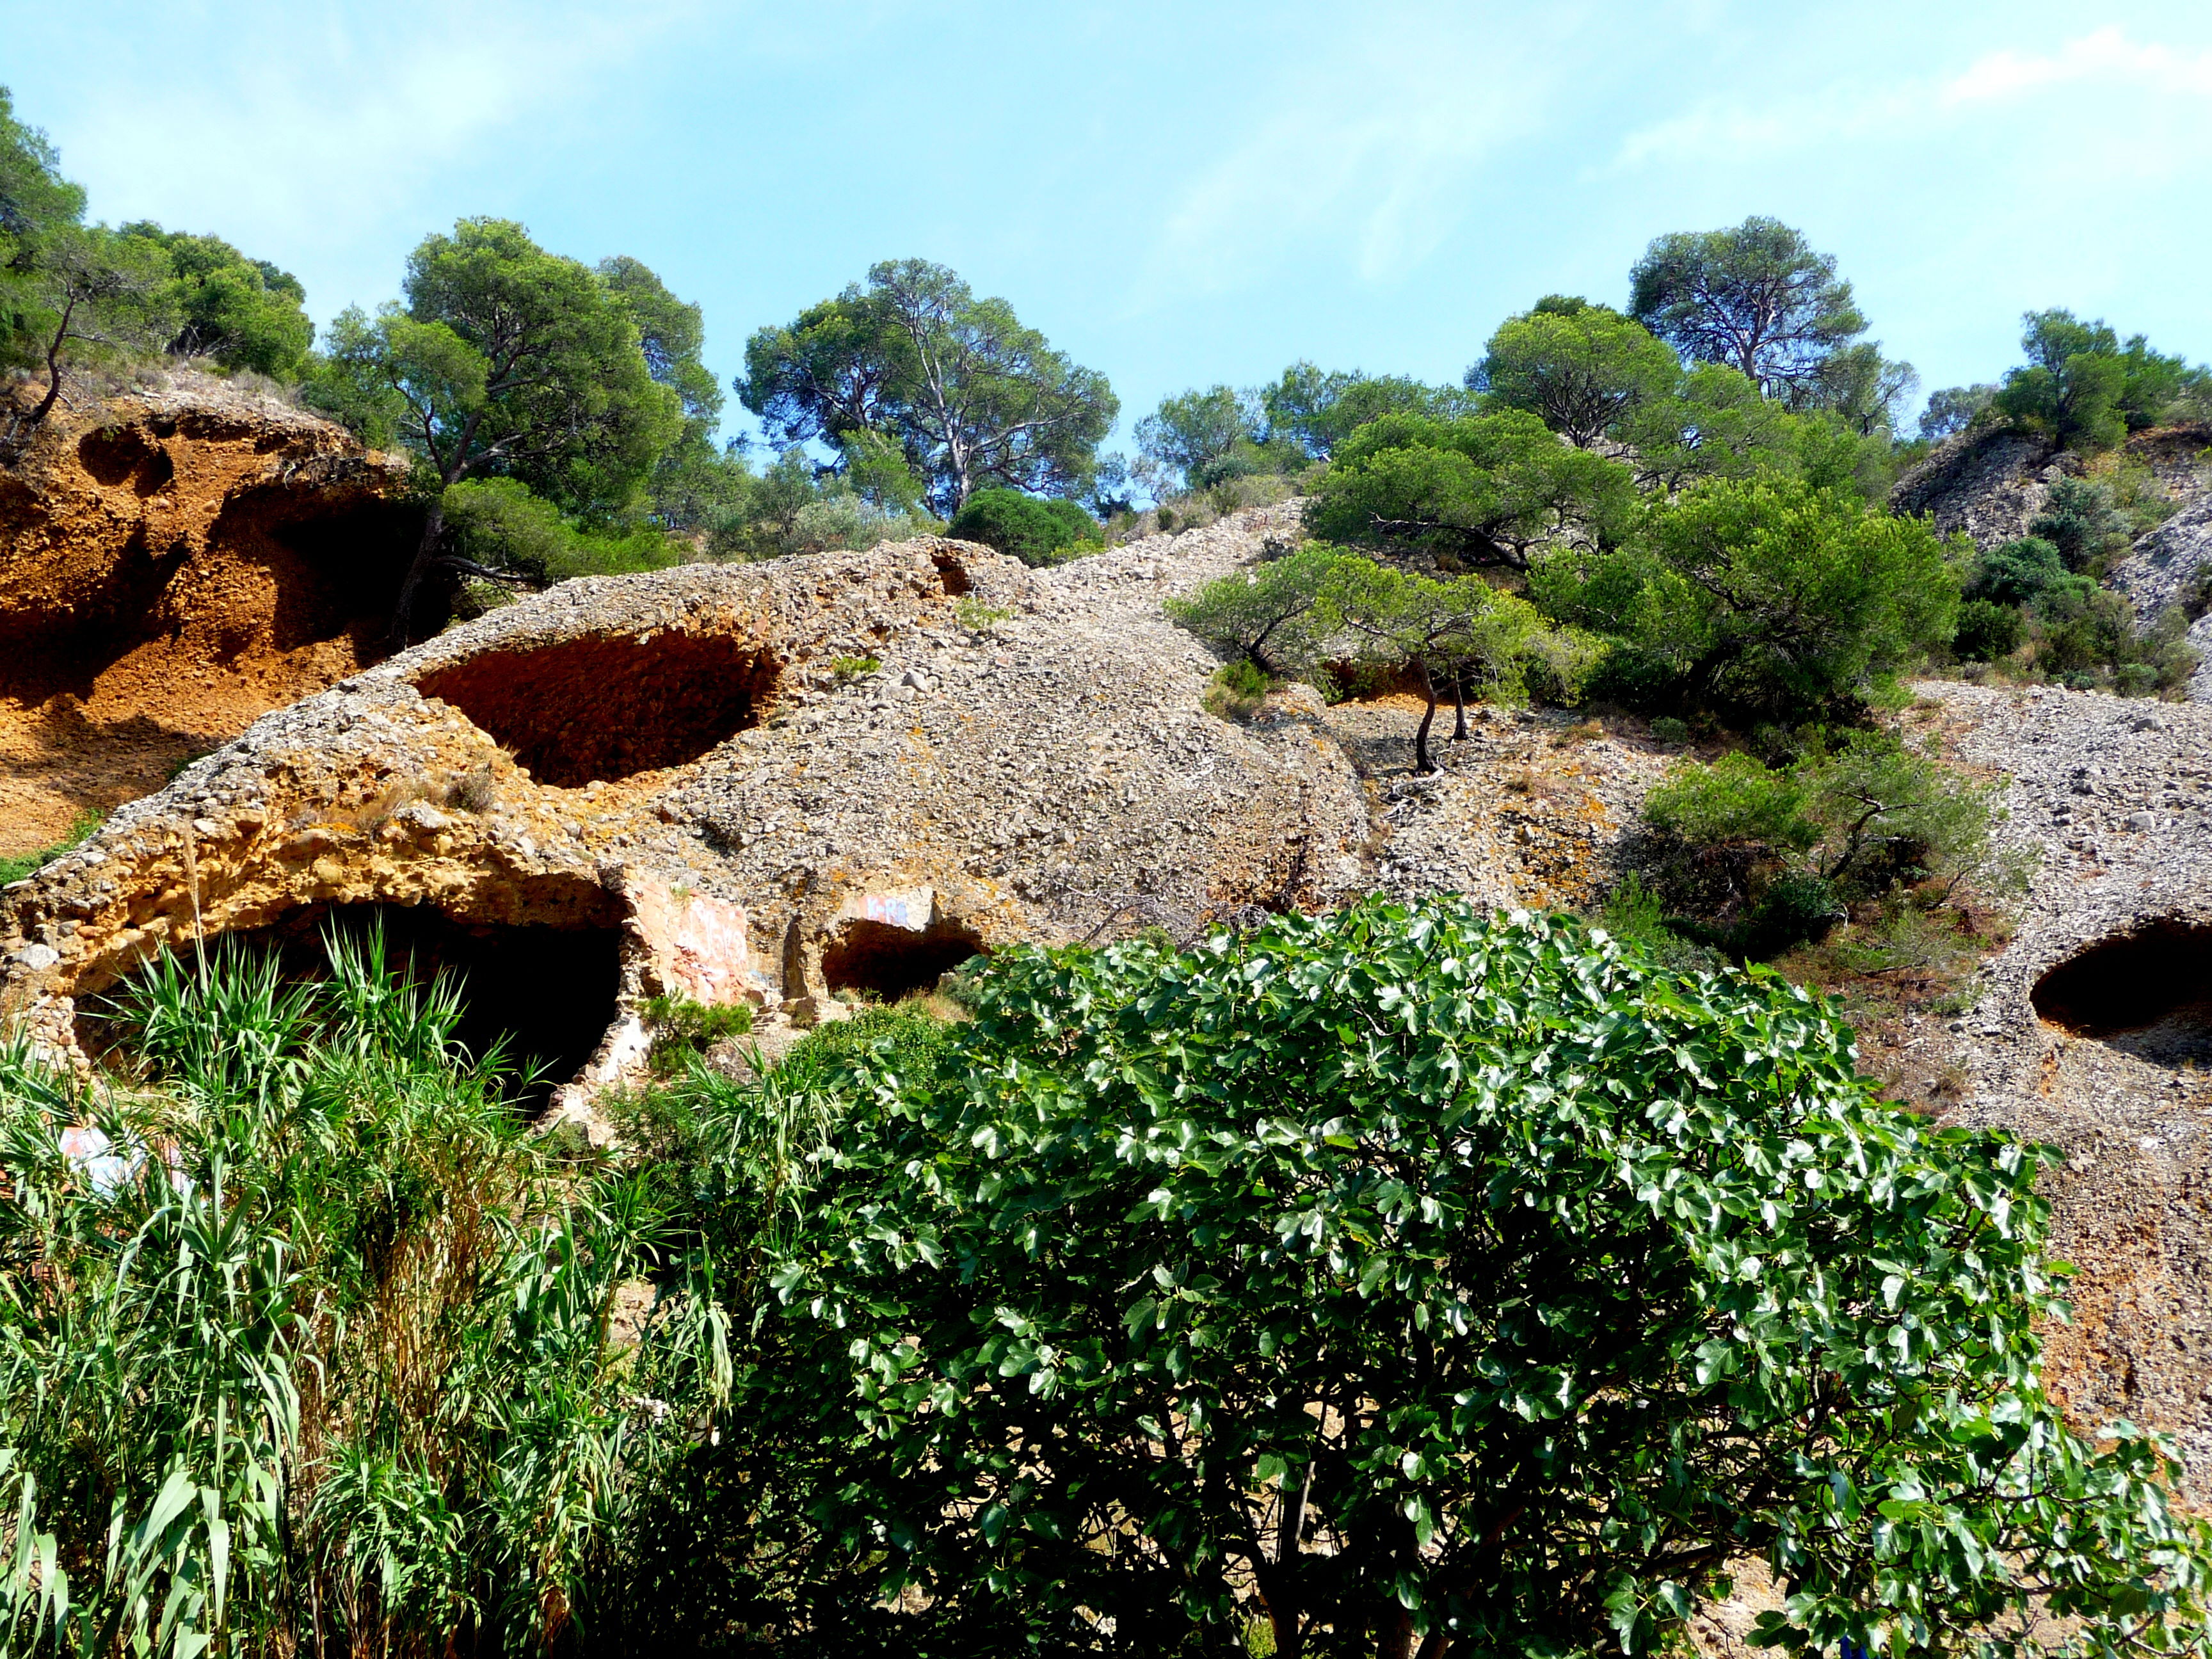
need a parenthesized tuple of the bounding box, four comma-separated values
(1259, 362, 1479, 460)
(1469, 301, 1680, 446)
(0, 84, 87, 357)
(1134, 383, 1301, 494)
(0, 90, 177, 437)
(742, 897, 2212, 1659)
(118, 222, 313, 377)
(10, 224, 178, 428)
(1304, 410, 1639, 570)
(1531, 472, 1959, 721)
(738, 259, 1117, 513)
(1164, 543, 1348, 677)
(1617, 363, 1888, 502)
(946, 486, 1098, 566)
(1793, 339, 1918, 437)
(1326, 556, 1566, 769)
(307, 217, 683, 634)
(1989, 310, 2206, 451)
(1628, 217, 1868, 400)
(1918, 383, 1996, 441)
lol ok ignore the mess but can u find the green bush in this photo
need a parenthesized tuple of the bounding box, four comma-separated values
(2028, 476, 2130, 571)
(441, 476, 680, 586)
(1203, 659, 1270, 721)
(1643, 749, 1818, 853)
(2030, 582, 2197, 695)
(644, 991, 755, 1077)
(1640, 732, 2011, 956)
(734, 898, 2212, 1656)
(1971, 536, 2067, 605)
(1954, 597, 2026, 661)
(947, 486, 1098, 566)
(1532, 473, 1960, 723)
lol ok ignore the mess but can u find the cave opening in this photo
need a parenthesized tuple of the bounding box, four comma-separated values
(2030, 920, 2212, 1061)
(414, 632, 781, 787)
(89, 901, 623, 1107)
(820, 917, 986, 1002)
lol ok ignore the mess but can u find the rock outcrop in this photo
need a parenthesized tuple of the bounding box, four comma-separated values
(1912, 682, 2212, 1484)
(0, 509, 1379, 1123)
(1889, 429, 2060, 550)
(0, 373, 413, 857)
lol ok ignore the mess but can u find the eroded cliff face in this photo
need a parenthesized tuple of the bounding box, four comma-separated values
(0, 373, 413, 856)
(0, 518, 1381, 1130)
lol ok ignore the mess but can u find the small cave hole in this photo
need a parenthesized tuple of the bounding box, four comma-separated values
(2030, 920, 2212, 1061)
(821, 917, 986, 1002)
(415, 632, 780, 787)
(86, 901, 623, 1107)
(77, 426, 173, 495)
(931, 550, 972, 596)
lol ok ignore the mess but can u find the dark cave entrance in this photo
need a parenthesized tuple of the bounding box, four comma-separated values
(96, 901, 623, 1106)
(2030, 920, 2212, 1061)
(413, 632, 781, 787)
(820, 917, 986, 1002)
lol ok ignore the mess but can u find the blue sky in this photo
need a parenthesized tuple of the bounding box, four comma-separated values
(4, 1, 2209, 450)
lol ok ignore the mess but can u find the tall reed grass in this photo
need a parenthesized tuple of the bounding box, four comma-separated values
(0, 934, 766, 1656)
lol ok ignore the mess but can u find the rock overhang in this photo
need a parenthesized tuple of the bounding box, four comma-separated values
(1, 526, 1372, 1103)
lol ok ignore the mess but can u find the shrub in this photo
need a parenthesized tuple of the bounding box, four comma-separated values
(1971, 536, 2067, 605)
(2028, 475, 2129, 571)
(739, 899, 2212, 1657)
(1954, 597, 2026, 661)
(645, 991, 755, 1077)
(947, 486, 1099, 566)
(1534, 474, 1960, 723)
(1648, 715, 1690, 746)
(1640, 732, 2012, 956)
(441, 476, 680, 586)
(2032, 583, 2199, 695)
(1644, 749, 1820, 853)
(1202, 659, 1270, 721)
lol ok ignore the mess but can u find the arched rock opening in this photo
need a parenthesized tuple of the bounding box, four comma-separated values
(2031, 920, 2212, 1059)
(86, 900, 624, 1105)
(414, 632, 780, 788)
(820, 916, 985, 1002)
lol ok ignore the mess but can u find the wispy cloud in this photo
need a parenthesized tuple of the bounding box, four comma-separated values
(1614, 26, 2212, 170)
(45, 0, 701, 312)
(1136, 10, 1574, 304)
(1941, 26, 2212, 104)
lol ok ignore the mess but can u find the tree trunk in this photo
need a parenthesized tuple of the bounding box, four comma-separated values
(1412, 658, 1439, 774)
(387, 499, 447, 650)
(29, 296, 77, 424)
(1450, 671, 1468, 741)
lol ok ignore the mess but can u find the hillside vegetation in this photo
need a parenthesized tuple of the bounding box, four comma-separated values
(3, 910, 2208, 1657)
(7, 70, 2212, 1659)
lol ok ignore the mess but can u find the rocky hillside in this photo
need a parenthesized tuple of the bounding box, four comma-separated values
(3, 392, 2211, 1500)
(0, 373, 413, 856)
(1894, 422, 2212, 700)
